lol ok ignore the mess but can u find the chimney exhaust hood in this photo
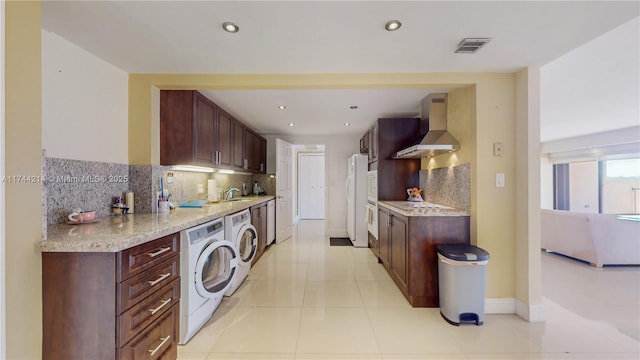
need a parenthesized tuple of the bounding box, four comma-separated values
(393, 93, 460, 159)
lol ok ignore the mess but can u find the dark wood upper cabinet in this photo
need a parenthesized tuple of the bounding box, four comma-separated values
(360, 130, 370, 154)
(161, 90, 267, 173)
(216, 109, 233, 168)
(366, 118, 421, 200)
(232, 119, 246, 169)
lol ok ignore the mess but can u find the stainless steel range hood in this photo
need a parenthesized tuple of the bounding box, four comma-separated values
(393, 93, 460, 159)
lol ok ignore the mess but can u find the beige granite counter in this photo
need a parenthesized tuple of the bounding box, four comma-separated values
(378, 201, 469, 217)
(40, 196, 274, 252)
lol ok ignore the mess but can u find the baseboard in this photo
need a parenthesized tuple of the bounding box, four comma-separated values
(485, 298, 545, 322)
(516, 300, 545, 322)
(485, 298, 516, 314)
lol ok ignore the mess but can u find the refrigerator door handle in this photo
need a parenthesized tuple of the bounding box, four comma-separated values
(345, 175, 350, 202)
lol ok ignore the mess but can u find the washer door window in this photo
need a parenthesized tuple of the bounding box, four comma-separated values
(195, 240, 238, 299)
(237, 225, 258, 265)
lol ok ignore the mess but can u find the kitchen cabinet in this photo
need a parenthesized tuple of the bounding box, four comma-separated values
(42, 233, 181, 360)
(244, 130, 267, 173)
(360, 130, 370, 154)
(232, 119, 246, 169)
(250, 202, 269, 264)
(160, 90, 266, 173)
(377, 207, 470, 307)
(366, 118, 421, 200)
(368, 123, 378, 163)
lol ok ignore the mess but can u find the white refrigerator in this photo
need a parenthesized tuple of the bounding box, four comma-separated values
(346, 154, 368, 247)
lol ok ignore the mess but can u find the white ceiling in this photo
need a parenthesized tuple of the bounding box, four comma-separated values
(41, 1, 639, 139)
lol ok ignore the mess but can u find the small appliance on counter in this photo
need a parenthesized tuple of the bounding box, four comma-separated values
(111, 195, 129, 216)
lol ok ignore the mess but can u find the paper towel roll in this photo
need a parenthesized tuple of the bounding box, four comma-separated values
(125, 191, 135, 214)
(208, 179, 218, 201)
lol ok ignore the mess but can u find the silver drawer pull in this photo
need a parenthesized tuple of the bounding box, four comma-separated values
(147, 335, 171, 357)
(148, 298, 172, 315)
(148, 247, 171, 258)
(148, 272, 171, 286)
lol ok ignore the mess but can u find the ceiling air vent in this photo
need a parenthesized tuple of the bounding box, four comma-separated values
(455, 38, 491, 54)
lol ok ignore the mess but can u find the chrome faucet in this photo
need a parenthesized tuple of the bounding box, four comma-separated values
(224, 187, 239, 200)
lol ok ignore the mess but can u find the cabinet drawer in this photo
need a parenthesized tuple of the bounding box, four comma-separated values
(118, 303, 178, 360)
(118, 233, 179, 282)
(117, 278, 180, 346)
(118, 256, 180, 314)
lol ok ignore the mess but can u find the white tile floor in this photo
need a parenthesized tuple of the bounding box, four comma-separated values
(178, 220, 640, 359)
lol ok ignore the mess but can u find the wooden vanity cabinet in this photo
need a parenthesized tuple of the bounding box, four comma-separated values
(377, 207, 470, 307)
(43, 233, 180, 360)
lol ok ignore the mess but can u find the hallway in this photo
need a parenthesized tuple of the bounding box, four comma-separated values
(178, 220, 640, 359)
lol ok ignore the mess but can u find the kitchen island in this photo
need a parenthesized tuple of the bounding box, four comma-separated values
(376, 201, 470, 307)
(40, 196, 273, 360)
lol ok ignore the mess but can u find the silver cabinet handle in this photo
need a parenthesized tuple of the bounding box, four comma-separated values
(148, 272, 171, 286)
(148, 298, 172, 315)
(148, 247, 171, 258)
(243, 159, 248, 169)
(148, 335, 171, 357)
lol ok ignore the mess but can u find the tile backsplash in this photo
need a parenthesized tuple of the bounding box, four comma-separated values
(419, 164, 471, 211)
(44, 157, 278, 225)
(43, 157, 129, 224)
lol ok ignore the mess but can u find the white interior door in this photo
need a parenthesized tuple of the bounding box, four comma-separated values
(299, 153, 325, 219)
(276, 138, 294, 243)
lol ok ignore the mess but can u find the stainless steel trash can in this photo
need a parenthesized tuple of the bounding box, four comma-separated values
(437, 244, 490, 326)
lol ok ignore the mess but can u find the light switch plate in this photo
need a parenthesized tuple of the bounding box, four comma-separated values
(496, 173, 505, 187)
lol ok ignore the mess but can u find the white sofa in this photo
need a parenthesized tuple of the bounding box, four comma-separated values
(541, 209, 640, 267)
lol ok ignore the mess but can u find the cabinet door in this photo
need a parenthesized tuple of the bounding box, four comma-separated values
(258, 136, 267, 173)
(251, 206, 263, 260)
(259, 204, 268, 252)
(389, 213, 408, 290)
(369, 123, 378, 163)
(378, 208, 390, 268)
(193, 92, 215, 165)
(160, 90, 193, 166)
(245, 131, 259, 172)
(217, 109, 233, 168)
(360, 130, 370, 154)
(232, 120, 246, 169)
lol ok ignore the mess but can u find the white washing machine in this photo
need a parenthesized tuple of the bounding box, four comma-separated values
(224, 209, 258, 296)
(179, 218, 238, 344)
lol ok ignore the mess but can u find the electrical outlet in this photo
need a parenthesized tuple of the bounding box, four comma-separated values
(197, 183, 204, 194)
(496, 173, 505, 188)
(493, 142, 503, 157)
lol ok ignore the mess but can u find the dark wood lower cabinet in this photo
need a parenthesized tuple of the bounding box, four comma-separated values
(42, 234, 180, 360)
(377, 207, 470, 307)
(250, 202, 268, 265)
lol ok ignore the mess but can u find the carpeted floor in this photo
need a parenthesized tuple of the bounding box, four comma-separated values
(329, 237, 353, 246)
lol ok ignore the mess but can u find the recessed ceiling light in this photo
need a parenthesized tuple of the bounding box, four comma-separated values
(385, 20, 402, 31)
(350, 105, 358, 110)
(222, 22, 239, 33)
(289, 123, 294, 127)
(278, 105, 286, 110)
(344, 123, 351, 126)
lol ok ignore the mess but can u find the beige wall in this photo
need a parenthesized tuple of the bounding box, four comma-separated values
(422, 76, 518, 299)
(5, 1, 43, 358)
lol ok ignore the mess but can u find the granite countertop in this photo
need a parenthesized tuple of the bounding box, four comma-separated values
(378, 201, 469, 217)
(40, 196, 275, 253)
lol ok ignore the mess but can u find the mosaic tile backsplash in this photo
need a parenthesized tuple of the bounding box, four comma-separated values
(419, 164, 471, 211)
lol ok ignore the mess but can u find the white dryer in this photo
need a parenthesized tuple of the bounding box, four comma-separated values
(179, 218, 238, 344)
(224, 209, 257, 296)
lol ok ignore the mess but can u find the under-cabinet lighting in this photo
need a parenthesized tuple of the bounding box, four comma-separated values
(171, 165, 215, 173)
(217, 169, 235, 174)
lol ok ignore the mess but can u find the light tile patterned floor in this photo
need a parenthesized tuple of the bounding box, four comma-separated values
(178, 220, 640, 359)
